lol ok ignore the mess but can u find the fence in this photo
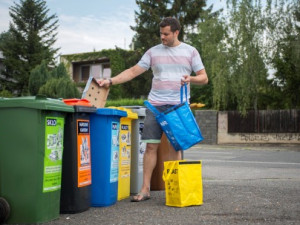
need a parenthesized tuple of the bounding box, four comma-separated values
(228, 109, 300, 133)
(195, 110, 300, 144)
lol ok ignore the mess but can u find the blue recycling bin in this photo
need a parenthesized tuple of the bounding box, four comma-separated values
(90, 108, 127, 207)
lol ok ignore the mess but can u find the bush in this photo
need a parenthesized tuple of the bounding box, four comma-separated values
(39, 78, 80, 99)
(0, 89, 13, 97)
(105, 98, 145, 107)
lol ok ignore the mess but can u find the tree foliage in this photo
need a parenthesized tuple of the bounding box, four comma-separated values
(31, 62, 80, 98)
(38, 77, 80, 99)
(220, 0, 269, 115)
(266, 0, 300, 109)
(132, 0, 207, 50)
(28, 61, 50, 95)
(0, 0, 58, 95)
(187, 6, 227, 107)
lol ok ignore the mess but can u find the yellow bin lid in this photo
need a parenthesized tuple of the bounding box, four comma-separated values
(108, 106, 138, 119)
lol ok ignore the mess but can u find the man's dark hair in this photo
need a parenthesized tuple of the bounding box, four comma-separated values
(159, 17, 181, 32)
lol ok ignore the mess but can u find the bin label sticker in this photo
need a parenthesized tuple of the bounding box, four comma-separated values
(121, 124, 131, 145)
(43, 117, 64, 192)
(119, 120, 131, 187)
(111, 122, 119, 183)
(77, 119, 91, 187)
(138, 122, 146, 173)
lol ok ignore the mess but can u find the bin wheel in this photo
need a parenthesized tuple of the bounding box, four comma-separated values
(0, 197, 10, 224)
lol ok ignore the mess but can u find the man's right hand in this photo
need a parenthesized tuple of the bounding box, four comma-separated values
(97, 79, 111, 88)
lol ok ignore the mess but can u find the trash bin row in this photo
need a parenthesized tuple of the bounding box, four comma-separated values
(0, 96, 146, 224)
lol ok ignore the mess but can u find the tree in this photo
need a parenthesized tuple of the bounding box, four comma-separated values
(211, 0, 269, 115)
(28, 61, 50, 95)
(30, 62, 80, 98)
(50, 62, 69, 79)
(187, 6, 227, 108)
(38, 77, 80, 99)
(0, 0, 58, 95)
(268, 0, 300, 109)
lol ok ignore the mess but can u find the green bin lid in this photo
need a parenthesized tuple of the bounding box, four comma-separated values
(95, 108, 127, 117)
(0, 95, 74, 112)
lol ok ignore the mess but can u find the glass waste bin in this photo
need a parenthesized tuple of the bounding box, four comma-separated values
(109, 107, 138, 200)
(0, 96, 73, 224)
(60, 99, 96, 213)
(90, 108, 127, 207)
(124, 106, 147, 195)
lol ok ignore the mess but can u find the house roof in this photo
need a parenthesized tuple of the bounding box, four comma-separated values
(60, 52, 110, 64)
(71, 57, 110, 65)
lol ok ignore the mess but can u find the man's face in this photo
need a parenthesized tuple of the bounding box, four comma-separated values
(160, 26, 178, 47)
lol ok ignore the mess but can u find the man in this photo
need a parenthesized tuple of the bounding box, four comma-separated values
(98, 17, 208, 202)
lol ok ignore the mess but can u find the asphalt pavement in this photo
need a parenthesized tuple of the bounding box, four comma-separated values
(6, 144, 300, 225)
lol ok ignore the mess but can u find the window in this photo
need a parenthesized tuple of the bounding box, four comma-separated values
(80, 62, 111, 82)
(81, 65, 90, 81)
(91, 64, 102, 80)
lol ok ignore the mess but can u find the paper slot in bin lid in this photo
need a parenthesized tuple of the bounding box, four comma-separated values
(95, 108, 127, 117)
(82, 76, 109, 108)
(63, 98, 92, 106)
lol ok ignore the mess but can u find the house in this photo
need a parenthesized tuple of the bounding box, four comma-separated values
(60, 52, 112, 83)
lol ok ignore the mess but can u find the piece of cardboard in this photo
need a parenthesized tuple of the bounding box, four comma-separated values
(81, 77, 109, 108)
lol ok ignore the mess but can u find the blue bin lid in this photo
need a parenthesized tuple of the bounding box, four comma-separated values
(95, 108, 127, 117)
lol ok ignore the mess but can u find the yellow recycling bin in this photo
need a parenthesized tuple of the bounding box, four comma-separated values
(109, 107, 138, 200)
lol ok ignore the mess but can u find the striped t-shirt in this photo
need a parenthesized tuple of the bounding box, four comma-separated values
(138, 42, 204, 106)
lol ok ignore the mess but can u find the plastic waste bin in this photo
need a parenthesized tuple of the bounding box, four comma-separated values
(0, 96, 73, 224)
(109, 107, 138, 200)
(123, 106, 147, 194)
(60, 99, 96, 213)
(90, 108, 127, 207)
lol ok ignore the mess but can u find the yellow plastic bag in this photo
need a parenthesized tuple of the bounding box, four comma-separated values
(162, 160, 203, 207)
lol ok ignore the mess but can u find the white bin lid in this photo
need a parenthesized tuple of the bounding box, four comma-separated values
(123, 106, 146, 117)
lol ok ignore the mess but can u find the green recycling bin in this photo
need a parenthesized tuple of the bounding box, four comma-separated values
(0, 96, 74, 224)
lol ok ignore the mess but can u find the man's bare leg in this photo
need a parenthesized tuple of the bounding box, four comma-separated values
(168, 142, 182, 160)
(132, 143, 159, 201)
